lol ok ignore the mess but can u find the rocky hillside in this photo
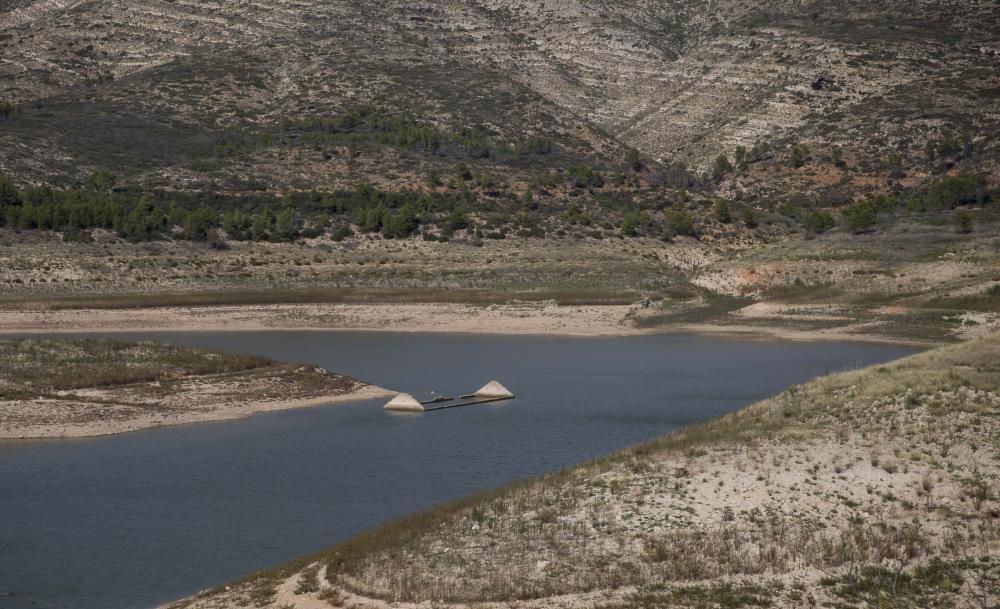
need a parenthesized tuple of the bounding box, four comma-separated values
(2, 0, 997, 202)
(1, 0, 998, 337)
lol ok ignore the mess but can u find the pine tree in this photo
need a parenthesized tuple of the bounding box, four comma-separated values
(273, 207, 299, 242)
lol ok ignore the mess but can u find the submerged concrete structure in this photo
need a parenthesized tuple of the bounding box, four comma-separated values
(384, 382, 515, 412)
(473, 381, 514, 399)
(383, 393, 425, 412)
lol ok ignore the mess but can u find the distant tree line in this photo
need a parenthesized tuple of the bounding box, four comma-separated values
(213, 104, 558, 163)
(0, 168, 989, 244)
(783, 174, 991, 235)
(0, 173, 471, 243)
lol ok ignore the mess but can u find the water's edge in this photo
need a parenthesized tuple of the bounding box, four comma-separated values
(0, 332, 916, 609)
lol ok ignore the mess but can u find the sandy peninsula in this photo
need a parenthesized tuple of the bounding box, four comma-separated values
(0, 338, 394, 439)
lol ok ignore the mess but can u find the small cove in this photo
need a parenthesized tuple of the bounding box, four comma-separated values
(0, 331, 916, 609)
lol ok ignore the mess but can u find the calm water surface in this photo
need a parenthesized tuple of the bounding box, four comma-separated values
(0, 332, 915, 609)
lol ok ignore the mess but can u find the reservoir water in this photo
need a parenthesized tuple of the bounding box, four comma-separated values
(0, 332, 915, 609)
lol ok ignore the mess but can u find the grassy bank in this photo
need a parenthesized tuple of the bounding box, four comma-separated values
(168, 333, 1000, 609)
(0, 338, 388, 438)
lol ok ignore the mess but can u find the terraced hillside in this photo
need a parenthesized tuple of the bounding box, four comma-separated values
(2, 0, 997, 200)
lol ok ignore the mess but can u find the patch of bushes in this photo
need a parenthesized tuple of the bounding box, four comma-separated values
(911, 174, 989, 211)
(843, 200, 878, 233)
(805, 210, 835, 234)
(665, 209, 696, 237)
(621, 210, 652, 236)
(714, 200, 732, 223)
(819, 559, 965, 606)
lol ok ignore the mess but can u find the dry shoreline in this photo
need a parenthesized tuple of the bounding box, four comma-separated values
(0, 302, 944, 346)
(0, 303, 641, 336)
(673, 322, 938, 347)
(0, 384, 395, 440)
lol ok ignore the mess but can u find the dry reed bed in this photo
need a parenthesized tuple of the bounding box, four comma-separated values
(0, 338, 270, 397)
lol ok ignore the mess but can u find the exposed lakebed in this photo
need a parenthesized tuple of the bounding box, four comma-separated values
(0, 332, 915, 609)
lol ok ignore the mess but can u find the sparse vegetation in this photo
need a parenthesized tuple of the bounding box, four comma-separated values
(0, 338, 376, 438)
(172, 334, 1000, 609)
(0, 338, 269, 398)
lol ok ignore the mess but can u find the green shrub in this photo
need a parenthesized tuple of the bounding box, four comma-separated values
(330, 225, 353, 242)
(805, 210, 835, 234)
(625, 148, 644, 172)
(381, 203, 419, 239)
(0, 174, 19, 209)
(250, 212, 272, 241)
(272, 207, 300, 242)
(777, 202, 801, 221)
(955, 210, 973, 234)
(85, 170, 116, 192)
(843, 200, 877, 233)
(566, 165, 604, 189)
(713, 154, 733, 179)
(925, 130, 965, 160)
(182, 208, 214, 241)
(353, 205, 386, 233)
(666, 209, 696, 237)
(621, 210, 650, 236)
(788, 145, 807, 168)
(445, 207, 469, 233)
(913, 174, 989, 211)
(714, 200, 732, 223)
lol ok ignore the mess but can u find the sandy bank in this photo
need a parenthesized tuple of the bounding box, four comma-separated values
(0, 301, 954, 346)
(0, 381, 395, 440)
(675, 322, 939, 347)
(0, 302, 644, 336)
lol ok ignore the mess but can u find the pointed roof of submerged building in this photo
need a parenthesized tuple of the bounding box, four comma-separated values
(475, 381, 514, 399)
(384, 382, 514, 412)
(383, 393, 425, 412)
